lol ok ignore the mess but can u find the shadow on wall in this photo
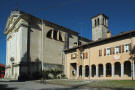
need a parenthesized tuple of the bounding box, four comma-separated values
(18, 52, 42, 81)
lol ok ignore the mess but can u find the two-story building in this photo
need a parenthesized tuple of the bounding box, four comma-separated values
(64, 14, 135, 80)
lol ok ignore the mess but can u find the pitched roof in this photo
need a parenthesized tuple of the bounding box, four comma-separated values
(19, 11, 79, 35)
(78, 36, 92, 42)
(91, 13, 109, 19)
(64, 29, 135, 52)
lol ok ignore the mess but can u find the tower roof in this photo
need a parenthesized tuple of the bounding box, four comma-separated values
(91, 13, 109, 19)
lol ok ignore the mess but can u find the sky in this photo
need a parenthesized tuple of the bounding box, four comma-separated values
(0, 0, 135, 65)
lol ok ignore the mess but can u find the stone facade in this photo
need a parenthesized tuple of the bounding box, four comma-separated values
(4, 10, 90, 80)
(92, 14, 109, 41)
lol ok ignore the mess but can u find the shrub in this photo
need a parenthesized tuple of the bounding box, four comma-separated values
(42, 69, 63, 79)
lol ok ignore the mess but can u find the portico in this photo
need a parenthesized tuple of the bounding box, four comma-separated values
(68, 60, 135, 80)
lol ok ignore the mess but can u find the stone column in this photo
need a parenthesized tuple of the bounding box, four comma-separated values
(112, 65, 115, 77)
(121, 64, 124, 77)
(133, 64, 135, 77)
(89, 66, 91, 79)
(82, 66, 85, 78)
(103, 65, 106, 77)
(76, 65, 79, 79)
(96, 65, 99, 77)
(131, 63, 135, 77)
(51, 30, 54, 39)
(57, 30, 59, 40)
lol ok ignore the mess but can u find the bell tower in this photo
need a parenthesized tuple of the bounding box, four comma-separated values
(92, 14, 109, 41)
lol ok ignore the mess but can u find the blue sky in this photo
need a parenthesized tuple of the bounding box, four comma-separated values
(0, 0, 135, 64)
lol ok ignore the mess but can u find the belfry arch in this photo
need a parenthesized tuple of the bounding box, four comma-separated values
(46, 30, 52, 38)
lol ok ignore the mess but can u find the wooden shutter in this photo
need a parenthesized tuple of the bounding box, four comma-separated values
(101, 50, 102, 56)
(83, 53, 85, 59)
(99, 50, 100, 56)
(112, 47, 115, 54)
(129, 43, 132, 51)
(111, 47, 114, 55)
(99, 50, 102, 56)
(104, 49, 106, 56)
(110, 48, 112, 55)
(86, 52, 88, 58)
(119, 46, 121, 53)
(121, 44, 124, 52)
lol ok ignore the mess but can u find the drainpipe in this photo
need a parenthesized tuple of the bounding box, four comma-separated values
(88, 47, 90, 80)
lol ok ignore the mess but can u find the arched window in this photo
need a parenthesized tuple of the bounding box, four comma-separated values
(53, 30, 57, 40)
(124, 61, 131, 76)
(98, 64, 103, 77)
(46, 30, 52, 38)
(97, 18, 100, 25)
(95, 19, 97, 27)
(91, 64, 96, 77)
(79, 65, 82, 76)
(104, 18, 106, 26)
(114, 62, 121, 76)
(106, 63, 112, 77)
(85, 65, 89, 77)
(46, 30, 63, 42)
(59, 32, 63, 41)
(103, 18, 105, 25)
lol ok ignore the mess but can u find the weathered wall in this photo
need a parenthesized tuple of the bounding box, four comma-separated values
(29, 20, 42, 62)
(65, 36, 135, 80)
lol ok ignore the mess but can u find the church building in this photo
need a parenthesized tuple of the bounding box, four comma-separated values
(64, 14, 135, 80)
(4, 9, 90, 80)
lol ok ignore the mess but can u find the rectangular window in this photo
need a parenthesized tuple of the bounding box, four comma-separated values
(83, 52, 88, 59)
(115, 46, 120, 54)
(80, 52, 83, 59)
(99, 50, 102, 56)
(124, 44, 130, 52)
(106, 48, 111, 55)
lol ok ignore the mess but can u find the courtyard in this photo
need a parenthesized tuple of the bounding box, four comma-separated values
(0, 79, 135, 90)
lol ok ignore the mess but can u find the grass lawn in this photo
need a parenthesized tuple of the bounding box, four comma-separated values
(86, 80, 135, 89)
(47, 79, 135, 89)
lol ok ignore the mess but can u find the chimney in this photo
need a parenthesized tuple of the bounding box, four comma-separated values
(107, 30, 112, 38)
